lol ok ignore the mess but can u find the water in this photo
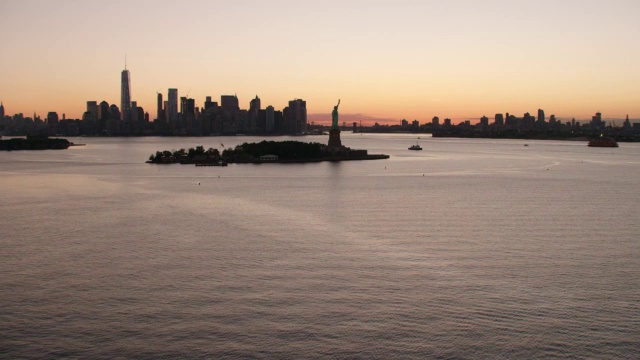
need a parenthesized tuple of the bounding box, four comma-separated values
(1, 134, 639, 359)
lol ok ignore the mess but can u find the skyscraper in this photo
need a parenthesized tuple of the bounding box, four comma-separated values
(249, 95, 261, 114)
(156, 92, 163, 121)
(109, 104, 120, 120)
(286, 99, 307, 134)
(98, 101, 109, 134)
(249, 96, 261, 133)
(121, 61, 132, 124)
(537, 109, 545, 123)
(167, 88, 178, 130)
(221, 95, 239, 112)
(155, 93, 165, 133)
(204, 96, 217, 110)
(0, 101, 5, 119)
(266, 105, 275, 133)
(87, 101, 99, 126)
(47, 112, 59, 135)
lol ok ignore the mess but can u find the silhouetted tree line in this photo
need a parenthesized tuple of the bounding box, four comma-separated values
(148, 146, 222, 163)
(0, 136, 71, 150)
(148, 140, 324, 163)
(224, 141, 324, 160)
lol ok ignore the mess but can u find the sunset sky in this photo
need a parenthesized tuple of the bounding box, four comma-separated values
(1, 0, 639, 125)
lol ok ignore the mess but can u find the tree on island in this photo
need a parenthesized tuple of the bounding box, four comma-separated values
(223, 141, 324, 160)
(149, 140, 326, 164)
(188, 145, 206, 158)
(149, 146, 226, 163)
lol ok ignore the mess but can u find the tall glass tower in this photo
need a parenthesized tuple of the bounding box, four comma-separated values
(168, 88, 178, 127)
(121, 60, 131, 123)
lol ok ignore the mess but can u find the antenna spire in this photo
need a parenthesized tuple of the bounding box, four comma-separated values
(125, 53, 127, 70)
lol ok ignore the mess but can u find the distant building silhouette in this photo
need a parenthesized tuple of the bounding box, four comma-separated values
(523, 112, 535, 128)
(266, 105, 275, 133)
(494, 113, 504, 126)
(221, 95, 239, 112)
(249, 96, 260, 114)
(284, 99, 307, 134)
(121, 64, 131, 125)
(179, 97, 195, 134)
(98, 101, 109, 134)
(156, 93, 165, 133)
(156, 93, 163, 121)
(623, 114, 631, 130)
(131, 101, 145, 135)
(0, 101, 4, 119)
(130, 101, 139, 135)
(591, 112, 603, 129)
(47, 112, 59, 135)
(204, 96, 218, 110)
(87, 101, 98, 123)
(249, 95, 261, 132)
(86, 101, 98, 135)
(167, 88, 178, 131)
(108, 104, 120, 134)
(538, 109, 545, 123)
(82, 111, 96, 135)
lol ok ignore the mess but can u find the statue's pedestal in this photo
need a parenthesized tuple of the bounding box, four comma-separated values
(328, 128, 342, 152)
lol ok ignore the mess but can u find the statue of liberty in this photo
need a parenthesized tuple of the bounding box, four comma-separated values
(331, 99, 340, 129)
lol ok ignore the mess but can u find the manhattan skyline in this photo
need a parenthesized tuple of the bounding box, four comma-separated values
(1, 0, 639, 124)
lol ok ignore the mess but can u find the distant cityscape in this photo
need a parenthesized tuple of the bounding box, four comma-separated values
(369, 111, 640, 142)
(1, 63, 639, 141)
(0, 63, 309, 137)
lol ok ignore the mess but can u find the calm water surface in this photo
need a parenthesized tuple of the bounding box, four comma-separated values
(1, 134, 639, 359)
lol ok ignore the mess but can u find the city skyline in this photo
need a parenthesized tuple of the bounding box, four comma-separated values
(1, 0, 639, 124)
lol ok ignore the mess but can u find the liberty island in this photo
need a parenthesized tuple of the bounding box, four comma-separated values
(147, 100, 389, 165)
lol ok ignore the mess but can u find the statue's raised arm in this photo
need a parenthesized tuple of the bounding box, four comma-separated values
(336, 99, 340, 108)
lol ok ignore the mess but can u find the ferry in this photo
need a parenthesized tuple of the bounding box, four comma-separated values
(408, 143, 422, 151)
(588, 137, 618, 148)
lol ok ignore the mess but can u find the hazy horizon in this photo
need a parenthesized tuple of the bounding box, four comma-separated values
(1, 0, 638, 124)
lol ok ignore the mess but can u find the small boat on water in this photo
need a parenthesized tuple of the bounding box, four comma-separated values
(408, 143, 422, 151)
(588, 137, 618, 148)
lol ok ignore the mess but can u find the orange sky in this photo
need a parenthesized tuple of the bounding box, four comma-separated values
(1, 0, 639, 124)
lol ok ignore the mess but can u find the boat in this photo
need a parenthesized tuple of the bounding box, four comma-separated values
(588, 136, 618, 148)
(408, 143, 422, 151)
